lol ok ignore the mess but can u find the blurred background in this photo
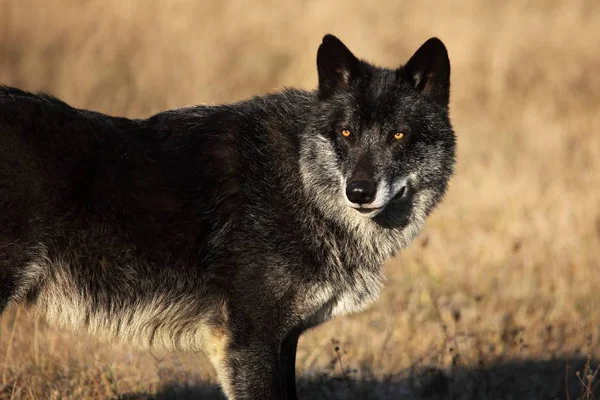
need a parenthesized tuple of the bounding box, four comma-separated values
(0, 0, 599, 399)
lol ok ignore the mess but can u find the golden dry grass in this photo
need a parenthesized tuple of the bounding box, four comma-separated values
(1, 0, 599, 399)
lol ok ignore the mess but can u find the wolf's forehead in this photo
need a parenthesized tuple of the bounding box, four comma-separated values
(366, 69, 399, 97)
(356, 76, 406, 125)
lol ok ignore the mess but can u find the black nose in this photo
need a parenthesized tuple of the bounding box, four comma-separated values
(346, 180, 377, 205)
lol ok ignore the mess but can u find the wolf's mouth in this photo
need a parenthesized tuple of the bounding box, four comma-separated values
(355, 185, 407, 216)
(356, 207, 382, 214)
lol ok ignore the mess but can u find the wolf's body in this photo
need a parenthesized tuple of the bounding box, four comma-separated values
(0, 35, 455, 399)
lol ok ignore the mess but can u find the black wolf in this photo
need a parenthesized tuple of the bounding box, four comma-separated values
(0, 35, 455, 399)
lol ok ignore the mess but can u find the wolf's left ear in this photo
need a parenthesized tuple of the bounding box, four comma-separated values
(317, 34, 359, 98)
(400, 38, 451, 107)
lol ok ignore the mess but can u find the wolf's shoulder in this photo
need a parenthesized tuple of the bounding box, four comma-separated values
(147, 87, 315, 151)
(231, 88, 315, 120)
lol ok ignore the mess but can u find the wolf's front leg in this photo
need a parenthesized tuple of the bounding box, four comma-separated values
(280, 329, 301, 400)
(218, 340, 284, 400)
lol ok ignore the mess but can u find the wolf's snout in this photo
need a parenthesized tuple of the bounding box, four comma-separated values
(345, 180, 377, 205)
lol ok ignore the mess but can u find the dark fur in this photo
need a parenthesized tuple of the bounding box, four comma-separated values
(0, 35, 455, 399)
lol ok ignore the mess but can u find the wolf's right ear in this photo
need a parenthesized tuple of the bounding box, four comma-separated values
(400, 38, 451, 107)
(317, 34, 359, 98)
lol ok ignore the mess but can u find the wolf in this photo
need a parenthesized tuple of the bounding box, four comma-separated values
(0, 34, 455, 399)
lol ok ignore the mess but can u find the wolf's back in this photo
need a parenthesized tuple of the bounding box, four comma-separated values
(0, 87, 159, 312)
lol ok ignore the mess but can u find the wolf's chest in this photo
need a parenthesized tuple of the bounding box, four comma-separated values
(297, 216, 402, 328)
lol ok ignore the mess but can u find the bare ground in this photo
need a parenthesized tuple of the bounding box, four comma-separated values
(1, 1, 599, 399)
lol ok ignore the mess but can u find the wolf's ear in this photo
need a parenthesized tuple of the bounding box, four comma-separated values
(400, 38, 450, 107)
(317, 34, 359, 98)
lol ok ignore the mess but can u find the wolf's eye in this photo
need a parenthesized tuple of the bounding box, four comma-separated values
(341, 129, 352, 137)
(394, 132, 405, 140)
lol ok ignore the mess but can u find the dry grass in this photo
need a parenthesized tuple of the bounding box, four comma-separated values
(1, 0, 600, 398)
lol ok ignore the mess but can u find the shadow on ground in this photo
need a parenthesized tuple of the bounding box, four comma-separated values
(118, 356, 598, 400)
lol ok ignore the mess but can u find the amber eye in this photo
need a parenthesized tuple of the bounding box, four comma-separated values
(341, 129, 351, 137)
(394, 132, 405, 140)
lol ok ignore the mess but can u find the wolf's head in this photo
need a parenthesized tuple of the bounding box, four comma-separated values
(301, 35, 455, 232)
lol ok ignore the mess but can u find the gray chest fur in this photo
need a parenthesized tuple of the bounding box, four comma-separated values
(297, 212, 413, 328)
